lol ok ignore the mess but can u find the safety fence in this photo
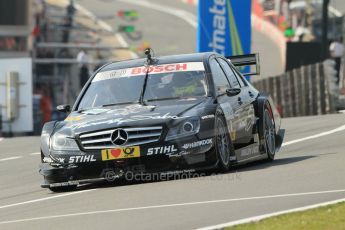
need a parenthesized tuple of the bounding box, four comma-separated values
(252, 60, 338, 117)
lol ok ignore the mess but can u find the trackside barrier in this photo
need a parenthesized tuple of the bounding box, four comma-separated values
(252, 60, 337, 117)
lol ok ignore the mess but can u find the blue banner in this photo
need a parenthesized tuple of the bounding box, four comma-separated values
(197, 0, 252, 58)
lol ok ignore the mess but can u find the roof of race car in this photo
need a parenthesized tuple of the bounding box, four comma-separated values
(99, 52, 217, 72)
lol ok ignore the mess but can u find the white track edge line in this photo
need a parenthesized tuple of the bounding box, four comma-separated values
(0, 156, 22, 162)
(282, 124, 345, 146)
(0, 189, 97, 210)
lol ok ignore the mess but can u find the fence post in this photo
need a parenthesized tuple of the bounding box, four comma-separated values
(318, 63, 326, 114)
(259, 80, 264, 92)
(310, 64, 318, 115)
(263, 78, 269, 95)
(253, 80, 263, 92)
(305, 65, 313, 116)
(293, 68, 303, 116)
(323, 64, 332, 114)
(323, 60, 337, 113)
(286, 71, 294, 117)
(272, 76, 281, 115)
(279, 74, 287, 117)
(282, 74, 288, 117)
(268, 77, 274, 96)
(315, 63, 322, 115)
(291, 70, 297, 116)
(300, 66, 306, 116)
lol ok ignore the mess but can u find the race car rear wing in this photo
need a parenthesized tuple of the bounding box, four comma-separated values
(226, 53, 260, 76)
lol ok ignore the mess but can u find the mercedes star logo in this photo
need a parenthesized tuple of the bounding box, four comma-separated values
(111, 129, 128, 146)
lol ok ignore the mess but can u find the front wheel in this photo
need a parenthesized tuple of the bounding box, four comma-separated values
(263, 104, 276, 161)
(215, 116, 234, 171)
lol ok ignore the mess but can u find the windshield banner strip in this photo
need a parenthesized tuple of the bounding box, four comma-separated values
(93, 62, 205, 82)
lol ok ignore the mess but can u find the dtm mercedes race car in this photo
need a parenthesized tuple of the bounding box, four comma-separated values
(40, 50, 285, 192)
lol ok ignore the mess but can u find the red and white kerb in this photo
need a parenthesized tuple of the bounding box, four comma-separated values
(93, 62, 205, 82)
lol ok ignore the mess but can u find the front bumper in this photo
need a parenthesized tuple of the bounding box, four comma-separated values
(40, 136, 215, 188)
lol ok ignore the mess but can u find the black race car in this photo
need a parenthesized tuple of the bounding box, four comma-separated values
(39, 50, 284, 192)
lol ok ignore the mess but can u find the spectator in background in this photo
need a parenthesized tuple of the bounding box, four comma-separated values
(33, 13, 41, 44)
(62, 18, 72, 43)
(330, 37, 344, 85)
(77, 49, 91, 88)
(41, 18, 48, 42)
(66, 0, 76, 24)
(36, 85, 52, 124)
(94, 49, 105, 72)
(66, 0, 76, 19)
(62, 0, 76, 43)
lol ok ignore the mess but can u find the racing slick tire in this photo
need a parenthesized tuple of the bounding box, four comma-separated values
(263, 103, 276, 162)
(215, 115, 234, 172)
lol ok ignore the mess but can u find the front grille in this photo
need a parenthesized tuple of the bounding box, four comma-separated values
(79, 126, 163, 150)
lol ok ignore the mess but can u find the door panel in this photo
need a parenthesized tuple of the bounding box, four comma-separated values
(209, 57, 240, 143)
(217, 58, 255, 144)
(231, 67, 257, 143)
(235, 87, 256, 143)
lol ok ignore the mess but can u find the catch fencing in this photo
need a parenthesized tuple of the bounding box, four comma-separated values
(252, 60, 338, 117)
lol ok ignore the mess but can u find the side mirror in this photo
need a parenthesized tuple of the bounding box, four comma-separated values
(226, 88, 241, 97)
(57, 104, 71, 113)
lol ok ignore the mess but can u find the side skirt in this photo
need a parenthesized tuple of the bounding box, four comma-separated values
(234, 142, 266, 164)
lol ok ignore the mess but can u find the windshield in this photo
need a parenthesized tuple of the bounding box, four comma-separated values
(77, 62, 207, 110)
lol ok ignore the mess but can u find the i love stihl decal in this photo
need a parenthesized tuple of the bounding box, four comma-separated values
(101, 146, 140, 161)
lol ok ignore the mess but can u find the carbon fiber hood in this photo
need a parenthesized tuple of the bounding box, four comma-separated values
(61, 98, 207, 135)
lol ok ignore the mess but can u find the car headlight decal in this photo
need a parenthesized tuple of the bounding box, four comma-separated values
(165, 117, 200, 141)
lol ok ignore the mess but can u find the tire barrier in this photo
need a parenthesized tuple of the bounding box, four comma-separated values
(253, 60, 338, 117)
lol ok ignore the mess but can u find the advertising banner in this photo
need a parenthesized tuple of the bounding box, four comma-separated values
(197, 0, 252, 58)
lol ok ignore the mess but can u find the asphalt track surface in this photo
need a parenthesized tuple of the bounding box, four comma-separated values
(0, 114, 345, 229)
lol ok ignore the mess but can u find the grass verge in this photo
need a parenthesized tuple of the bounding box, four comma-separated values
(226, 202, 345, 230)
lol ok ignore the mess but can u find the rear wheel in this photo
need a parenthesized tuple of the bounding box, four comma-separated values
(215, 116, 234, 171)
(263, 104, 276, 161)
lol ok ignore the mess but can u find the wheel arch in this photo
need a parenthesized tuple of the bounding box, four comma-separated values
(255, 93, 284, 152)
